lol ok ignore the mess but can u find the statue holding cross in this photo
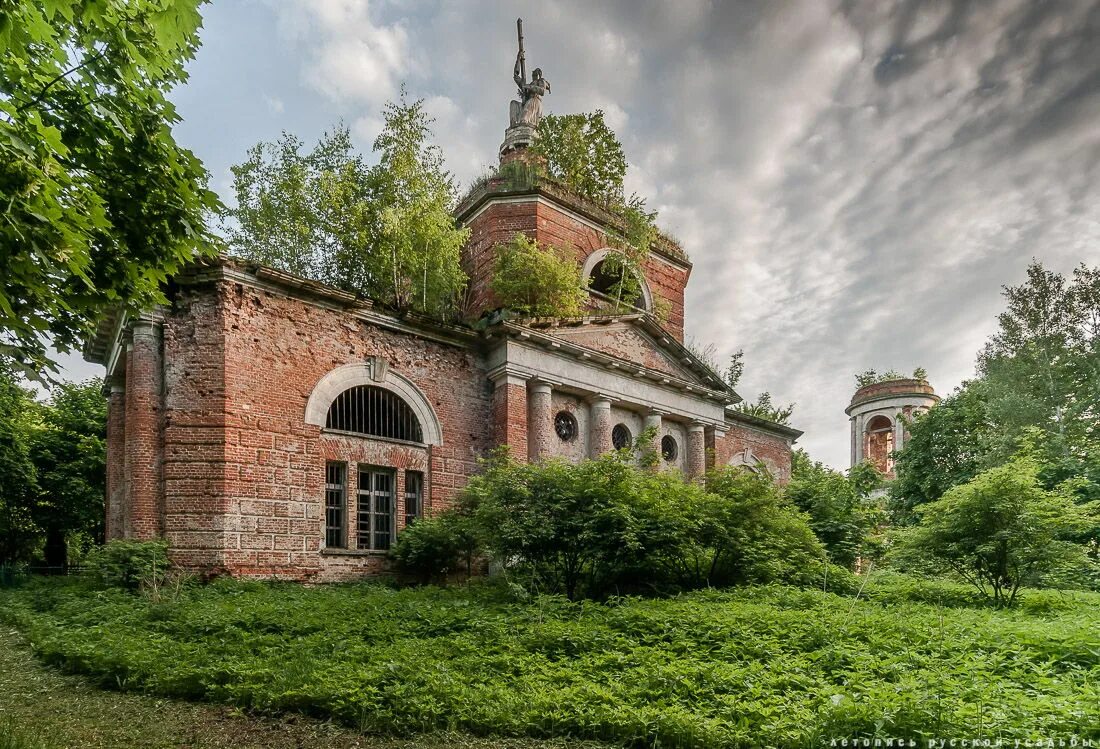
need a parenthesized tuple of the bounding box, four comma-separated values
(509, 19, 550, 128)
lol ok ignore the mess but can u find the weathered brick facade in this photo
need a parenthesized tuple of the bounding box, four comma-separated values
(89, 147, 800, 581)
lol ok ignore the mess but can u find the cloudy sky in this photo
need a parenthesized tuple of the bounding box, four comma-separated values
(59, 0, 1100, 468)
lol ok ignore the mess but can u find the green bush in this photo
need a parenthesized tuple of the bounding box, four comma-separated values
(458, 451, 840, 599)
(84, 540, 170, 590)
(390, 511, 478, 584)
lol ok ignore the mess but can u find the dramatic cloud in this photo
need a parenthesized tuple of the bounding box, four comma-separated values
(58, 0, 1100, 468)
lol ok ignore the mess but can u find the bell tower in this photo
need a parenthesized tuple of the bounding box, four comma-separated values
(846, 376, 939, 478)
(454, 20, 691, 340)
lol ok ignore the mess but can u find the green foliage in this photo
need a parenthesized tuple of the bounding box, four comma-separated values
(732, 391, 795, 426)
(27, 379, 106, 567)
(489, 233, 585, 317)
(85, 540, 170, 591)
(226, 94, 469, 318)
(457, 452, 834, 599)
(0, 0, 221, 378)
(391, 512, 478, 584)
(0, 371, 105, 566)
(854, 368, 925, 388)
(0, 369, 39, 564)
(892, 261, 1100, 530)
(530, 111, 626, 205)
(530, 111, 661, 311)
(890, 380, 998, 522)
(892, 458, 1098, 607)
(4, 575, 1099, 745)
(786, 450, 885, 567)
(724, 348, 745, 389)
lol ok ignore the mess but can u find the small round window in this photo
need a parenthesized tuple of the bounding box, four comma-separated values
(611, 423, 632, 450)
(661, 435, 678, 462)
(554, 411, 578, 442)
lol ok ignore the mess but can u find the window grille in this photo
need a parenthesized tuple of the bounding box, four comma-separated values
(612, 423, 632, 450)
(554, 411, 578, 442)
(661, 435, 678, 461)
(324, 462, 347, 549)
(404, 471, 423, 527)
(357, 467, 394, 551)
(326, 385, 423, 443)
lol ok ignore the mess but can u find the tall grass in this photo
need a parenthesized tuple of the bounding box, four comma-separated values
(2, 574, 1098, 747)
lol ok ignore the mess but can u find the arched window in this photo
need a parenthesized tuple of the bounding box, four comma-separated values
(582, 249, 653, 312)
(326, 385, 423, 443)
(612, 423, 632, 450)
(588, 256, 645, 309)
(661, 435, 678, 462)
(864, 414, 894, 475)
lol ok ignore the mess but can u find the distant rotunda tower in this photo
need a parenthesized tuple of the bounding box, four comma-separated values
(846, 377, 939, 478)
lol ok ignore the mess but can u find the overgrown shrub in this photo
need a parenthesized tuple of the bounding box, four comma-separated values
(455, 451, 843, 599)
(489, 233, 586, 317)
(84, 540, 170, 591)
(391, 511, 478, 584)
(891, 458, 1097, 607)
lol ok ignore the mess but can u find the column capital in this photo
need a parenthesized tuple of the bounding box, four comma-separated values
(529, 380, 553, 396)
(585, 393, 614, 407)
(687, 421, 706, 433)
(487, 364, 531, 388)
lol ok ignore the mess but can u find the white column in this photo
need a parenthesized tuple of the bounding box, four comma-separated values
(686, 422, 706, 480)
(587, 395, 613, 457)
(643, 410, 663, 467)
(528, 381, 553, 461)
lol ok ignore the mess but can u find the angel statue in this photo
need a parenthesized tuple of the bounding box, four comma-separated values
(509, 19, 550, 128)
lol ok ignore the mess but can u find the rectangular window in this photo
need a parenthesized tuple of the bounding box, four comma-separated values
(404, 471, 423, 527)
(324, 462, 346, 549)
(357, 466, 395, 551)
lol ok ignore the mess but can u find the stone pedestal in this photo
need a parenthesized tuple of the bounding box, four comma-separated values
(499, 124, 536, 162)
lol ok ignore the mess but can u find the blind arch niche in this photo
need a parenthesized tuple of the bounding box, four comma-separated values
(305, 363, 443, 445)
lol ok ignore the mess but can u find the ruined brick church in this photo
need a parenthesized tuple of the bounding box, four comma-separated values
(86, 49, 800, 580)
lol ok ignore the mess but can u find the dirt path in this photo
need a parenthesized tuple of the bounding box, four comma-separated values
(0, 627, 600, 749)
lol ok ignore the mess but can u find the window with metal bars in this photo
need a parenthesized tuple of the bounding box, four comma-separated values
(404, 471, 423, 527)
(357, 466, 394, 551)
(324, 462, 346, 549)
(326, 385, 423, 443)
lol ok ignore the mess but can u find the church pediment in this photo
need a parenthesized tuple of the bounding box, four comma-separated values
(517, 315, 735, 397)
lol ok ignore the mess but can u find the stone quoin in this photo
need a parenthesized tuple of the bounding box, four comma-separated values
(85, 30, 802, 581)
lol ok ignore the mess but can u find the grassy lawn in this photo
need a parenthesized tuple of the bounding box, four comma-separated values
(0, 627, 602, 749)
(1, 574, 1098, 748)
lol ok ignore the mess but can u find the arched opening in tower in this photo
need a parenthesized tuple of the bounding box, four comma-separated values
(864, 415, 895, 475)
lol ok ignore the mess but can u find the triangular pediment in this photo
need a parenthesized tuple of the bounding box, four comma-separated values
(526, 317, 731, 394)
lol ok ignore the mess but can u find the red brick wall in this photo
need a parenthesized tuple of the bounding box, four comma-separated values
(461, 197, 689, 341)
(150, 279, 494, 580)
(223, 282, 491, 580)
(711, 422, 795, 483)
(161, 288, 231, 571)
(123, 322, 164, 540)
(462, 202, 538, 317)
(492, 380, 528, 463)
